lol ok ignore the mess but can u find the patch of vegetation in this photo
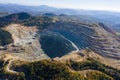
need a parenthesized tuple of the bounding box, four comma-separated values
(0, 13, 53, 29)
(0, 59, 115, 80)
(0, 29, 13, 46)
(1, 12, 31, 21)
(85, 71, 113, 80)
(0, 60, 84, 80)
(70, 58, 120, 80)
(20, 16, 53, 28)
(0, 60, 4, 68)
(0, 60, 25, 80)
(0, 69, 25, 80)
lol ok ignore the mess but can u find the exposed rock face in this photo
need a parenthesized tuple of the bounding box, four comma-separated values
(2, 24, 49, 61)
(91, 23, 120, 59)
(4, 24, 38, 45)
(43, 21, 120, 59)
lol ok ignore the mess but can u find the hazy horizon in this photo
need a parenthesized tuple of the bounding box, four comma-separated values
(0, 0, 120, 12)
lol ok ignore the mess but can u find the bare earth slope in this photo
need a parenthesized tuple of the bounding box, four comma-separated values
(44, 21, 120, 59)
(1, 24, 49, 61)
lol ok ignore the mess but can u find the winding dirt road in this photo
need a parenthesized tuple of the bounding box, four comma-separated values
(6, 60, 18, 74)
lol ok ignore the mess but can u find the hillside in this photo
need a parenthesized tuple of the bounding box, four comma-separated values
(0, 12, 120, 80)
(1, 58, 119, 80)
(0, 12, 31, 21)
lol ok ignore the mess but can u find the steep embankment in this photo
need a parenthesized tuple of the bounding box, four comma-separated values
(40, 31, 79, 58)
(44, 21, 120, 59)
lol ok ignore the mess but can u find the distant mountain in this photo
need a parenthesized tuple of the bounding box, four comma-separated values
(42, 13, 57, 17)
(1, 4, 120, 16)
(0, 4, 120, 31)
(0, 4, 78, 15)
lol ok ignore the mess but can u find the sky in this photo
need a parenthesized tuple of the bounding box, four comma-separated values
(0, 0, 120, 12)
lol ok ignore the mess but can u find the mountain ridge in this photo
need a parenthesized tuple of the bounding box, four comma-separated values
(0, 3, 120, 32)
